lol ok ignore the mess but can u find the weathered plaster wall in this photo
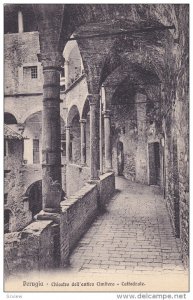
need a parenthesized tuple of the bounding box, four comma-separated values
(4, 32, 42, 95)
(111, 104, 137, 181)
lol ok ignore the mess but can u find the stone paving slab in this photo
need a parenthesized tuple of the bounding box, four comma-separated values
(67, 176, 186, 275)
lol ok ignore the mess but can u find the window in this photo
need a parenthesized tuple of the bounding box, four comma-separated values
(61, 141, 66, 157)
(23, 66, 38, 80)
(60, 67, 65, 78)
(31, 66, 38, 79)
(33, 139, 40, 164)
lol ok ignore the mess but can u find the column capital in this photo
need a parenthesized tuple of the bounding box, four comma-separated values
(87, 94, 100, 105)
(65, 125, 71, 130)
(103, 110, 111, 118)
(79, 119, 87, 124)
(38, 51, 64, 71)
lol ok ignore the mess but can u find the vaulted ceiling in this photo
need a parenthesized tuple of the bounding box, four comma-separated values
(4, 4, 182, 96)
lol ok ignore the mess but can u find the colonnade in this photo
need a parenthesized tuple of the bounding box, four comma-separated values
(65, 93, 112, 181)
(40, 51, 113, 212)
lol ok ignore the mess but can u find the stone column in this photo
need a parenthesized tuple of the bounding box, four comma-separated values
(64, 60, 69, 88)
(136, 93, 147, 184)
(18, 11, 24, 33)
(65, 125, 71, 163)
(103, 110, 112, 172)
(41, 52, 64, 213)
(80, 119, 86, 165)
(87, 94, 100, 180)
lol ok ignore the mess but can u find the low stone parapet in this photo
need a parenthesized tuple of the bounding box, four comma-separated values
(5, 172, 115, 273)
(5, 220, 59, 274)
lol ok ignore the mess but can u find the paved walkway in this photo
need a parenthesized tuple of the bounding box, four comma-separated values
(67, 176, 185, 274)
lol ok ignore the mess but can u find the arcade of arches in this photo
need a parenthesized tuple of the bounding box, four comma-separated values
(4, 4, 189, 278)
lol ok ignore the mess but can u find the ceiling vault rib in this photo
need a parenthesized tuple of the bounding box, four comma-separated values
(68, 25, 175, 41)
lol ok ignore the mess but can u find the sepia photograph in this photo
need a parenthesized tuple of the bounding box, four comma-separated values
(3, 3, 189, 294)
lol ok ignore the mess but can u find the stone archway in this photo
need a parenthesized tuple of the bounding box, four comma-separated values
(4, 112, 17, 125)
(25, 180, 42, 218)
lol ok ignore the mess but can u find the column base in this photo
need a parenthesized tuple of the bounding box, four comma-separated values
(34, 210, 60, 224)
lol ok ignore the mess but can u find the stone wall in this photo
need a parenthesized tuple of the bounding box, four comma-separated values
(4, 94, 43, 124)
(60, 183, 98, 260)
(64, 76, 88, 119)
(5, 220, 59, 274)
(5, 172, 115, 272)
(111, 96, 161, 184)
(98, 172, 115, 209)
(111, 104, 137, 180)
(66, 164, 90, 197)
(60, 172, 115, 265)
(4, 32, 42, 95)
(160, 5, 189, 267)
(135, 94, 147, 184)
(71, 116, 81, 164)
(68, 45, 82, 88)
(4, 154, 42, 231)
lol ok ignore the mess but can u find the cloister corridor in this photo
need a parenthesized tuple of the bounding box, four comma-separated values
(64, 176, 186, 275)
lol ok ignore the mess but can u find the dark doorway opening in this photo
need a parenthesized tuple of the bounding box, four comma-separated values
(33, 139, 40, 164)
(117, 141, 124, 176)
(28, 180, 42, 217)
(148, 142, 160, 185)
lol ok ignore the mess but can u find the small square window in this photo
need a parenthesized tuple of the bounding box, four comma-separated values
(23, 66, 38, 80)
(31, 66, 38, 79)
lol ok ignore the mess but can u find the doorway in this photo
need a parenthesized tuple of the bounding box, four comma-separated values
(28, 180, 42, 217)
(148, 142, 160, 185)
(117, 141, 124, 176)
(33, 139, 40, 164)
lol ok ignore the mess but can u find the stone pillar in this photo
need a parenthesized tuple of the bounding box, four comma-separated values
(87, 94, 100, 180)
(65, 125, 71, 163)
(136, 93, 147, 184)
(41, 52, 64, 213)
(64, 60, 69, 88)
(18, 11, 24, 33)
(103, 110, 112, 172)
(80, 119, 86, 165)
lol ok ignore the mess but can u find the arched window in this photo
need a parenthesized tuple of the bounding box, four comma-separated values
(4, 113, 17, 125)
